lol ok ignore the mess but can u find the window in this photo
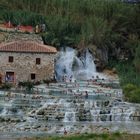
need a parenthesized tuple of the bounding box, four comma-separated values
(31, 73, 36, 80)
(36, 58, 41, 65)
(9, 56, 14, 63)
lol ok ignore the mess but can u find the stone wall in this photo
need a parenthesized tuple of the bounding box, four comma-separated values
(0, 52, 56, 83)
(0, 32, 43, 44)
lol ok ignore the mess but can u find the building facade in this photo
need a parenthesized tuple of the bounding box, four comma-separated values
(0, 41, 57, 84)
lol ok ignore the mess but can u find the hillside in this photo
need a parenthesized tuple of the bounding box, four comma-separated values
(0, 0, 140, 102)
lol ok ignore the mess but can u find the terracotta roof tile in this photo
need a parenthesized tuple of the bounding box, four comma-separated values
(0, 41, 57, 53)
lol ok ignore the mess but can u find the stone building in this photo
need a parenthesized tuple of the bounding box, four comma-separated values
(0, 41, 57, 84)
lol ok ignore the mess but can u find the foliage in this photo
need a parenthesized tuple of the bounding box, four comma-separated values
(24, 133, 126, 140)
(123, 84, 140, 103)
(108, 60, 140, 103)
(0, 83, 12, 90)
(1, 10, 45, 26)
(18, 81, 34, 93)
(0, 0, 139, 48)
(42, 15, 81, 47)
(0, 133, 137, 140)
(123, 84, 137, 94)
(111, 61, 140, 86)
(134, 44, 140, 72)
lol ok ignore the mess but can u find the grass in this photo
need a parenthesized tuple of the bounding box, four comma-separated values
(16, 133, 140, 140)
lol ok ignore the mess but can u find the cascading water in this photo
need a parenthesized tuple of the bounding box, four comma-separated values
(0, 79, 140, 138)
(55, 47, 98, 81)
(64, 112, 76, 122)
(55, 47, 75, 81)
(76, 49, 96, 80)
(1, 108, 8, 116)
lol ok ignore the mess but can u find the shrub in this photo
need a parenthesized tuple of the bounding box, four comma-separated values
(123, 84, 137, 95)
(1, 83, 12, 90)
(128, 88, 140, 103)
(18, 81, 34, 93)
(123, 84, 140, 103)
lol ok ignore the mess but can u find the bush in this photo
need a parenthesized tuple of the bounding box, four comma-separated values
(1, 83, 12, 90)
(18, 81, 34, 93)
(129, 89, 140, 103)
(123, 84, 137, 96)
(123, 84, 140, 103)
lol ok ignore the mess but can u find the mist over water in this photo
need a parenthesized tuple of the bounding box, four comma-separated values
(55, 47, 102, 81)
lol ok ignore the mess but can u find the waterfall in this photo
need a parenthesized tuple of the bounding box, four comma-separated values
(1, 108, 8, 116)
(55, 47, 97, 81)
(63, 112, 76, 122)
(55, 47, 75, 81)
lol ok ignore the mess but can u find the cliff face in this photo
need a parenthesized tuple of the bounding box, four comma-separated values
(95, 47, 131, 71)
(77, 45, 132, 71)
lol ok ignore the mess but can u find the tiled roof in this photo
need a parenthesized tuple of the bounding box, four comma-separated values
(0, 41, 57, 53)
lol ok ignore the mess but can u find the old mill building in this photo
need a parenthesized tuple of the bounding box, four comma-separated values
(0, 41, 57, 84)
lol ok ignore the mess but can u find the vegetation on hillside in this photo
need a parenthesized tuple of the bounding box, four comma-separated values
(0, 0, 140, 102)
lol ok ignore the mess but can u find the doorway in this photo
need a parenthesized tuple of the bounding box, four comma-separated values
(5, 72, 15, 83)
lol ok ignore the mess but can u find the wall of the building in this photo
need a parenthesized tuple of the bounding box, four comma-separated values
(0, 52, 56, 83)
